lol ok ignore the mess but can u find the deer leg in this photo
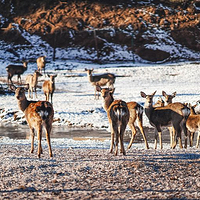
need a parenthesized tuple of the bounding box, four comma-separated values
(175, 124, 183, 149)
(158, 131, 163, 149)
(17, 74, 21, 84)
(181, 121, 188, 149)
(34, 86, 37, 99)
(168, 127, 173, 148)
(30, 87, 34, 99)
(51, 93, 53, 104)
(45, 125, 53, 157)
(37, 126, 42, 158)
(154, 129, 158, 149)
(196, 131, 200, 148)
(30, 127, 35, 153)
(110, 125, 114, 154)
(137, 120, 149, 149)
(114, 129, 119, 156)
(119, 124, 126, 155)
(127, 122, 137, 149)
(189, 131, 194, 147)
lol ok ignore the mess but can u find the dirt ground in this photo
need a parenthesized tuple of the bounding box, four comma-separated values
(0, 143, 200, 200)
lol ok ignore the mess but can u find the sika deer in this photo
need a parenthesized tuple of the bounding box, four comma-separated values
(97, 86, 129, 155)
(42, 74, 57, 103)
(37, 56, 46, 74)
(162, 91, 176, 105)
(154, 96, 165, 107)
(186, 104, 200, 148)
(25, 70, 42, 99)
(15, 87, 54, 158)
(162, 90, 189, 148)
(141, 91, 190, 149)
(6, 61, 28, 85)
(85, 68, 115, 99)
(127, 101, 149, 149)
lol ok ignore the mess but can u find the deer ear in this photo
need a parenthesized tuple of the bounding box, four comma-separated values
(152, 91, 157, 96)
(162, 91, 166, 97)
(172, 92, 176, 97)
(140, 91, 146, 98)
(109, 88, 115, 94)
(96, 85, 101, 92)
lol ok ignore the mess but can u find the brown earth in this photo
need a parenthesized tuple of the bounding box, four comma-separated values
(0, 144, 200, 199)
(0, 0, 200, 62)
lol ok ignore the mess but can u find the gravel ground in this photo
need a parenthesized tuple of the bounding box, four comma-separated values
(0, 144, 200, 199)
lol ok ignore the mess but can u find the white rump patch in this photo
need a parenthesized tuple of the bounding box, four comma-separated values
(38, 110, 49, 118)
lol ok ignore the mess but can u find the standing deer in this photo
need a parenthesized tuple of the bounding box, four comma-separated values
(126, 101, 149, 150)
(85, 68, 116, 99)
(6, 61, 28, 85)
(162, 90, 189, 148)
(141, 91, 190, 149)
(25, 70, 42, 99)
(42, 74, 57, 103)
(15, 87, 54, 158)
(97, 86, 129, 155)
(37, 56, 46, 74)
(162, 91, 176, 105)
(186, 104, 200, 148)
(97, 86, 149, 150)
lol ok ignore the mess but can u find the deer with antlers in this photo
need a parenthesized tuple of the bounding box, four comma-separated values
(141, 91, 190, 149)
(97, 86, 129, 155)
(15, 87, 54, 158)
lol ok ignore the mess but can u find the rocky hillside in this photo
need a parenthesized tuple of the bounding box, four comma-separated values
(0, 0, 200, 63)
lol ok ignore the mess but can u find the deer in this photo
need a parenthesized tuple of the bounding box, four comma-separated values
(6, 61, 28, 85)
(15, 87, 54, 158)
(141, 91, 190, 149)
(186, 104, 200, 148)
(25, 70, 42, 99)
(162, 91, 176, 105)
(162, 90, 190, 148)
(96, 86, 129, 155)
(154, 96, 165, 107)
(85, 68, 116, 99)
(42, 74, 57, 103)
(97, 86, 149, 150)
(37, 56, 46, 74)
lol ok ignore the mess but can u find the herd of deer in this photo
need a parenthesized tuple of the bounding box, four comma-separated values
(85, 68, 200, 156)
(4, 62, 200, 158)
(6, 56, 57, 158)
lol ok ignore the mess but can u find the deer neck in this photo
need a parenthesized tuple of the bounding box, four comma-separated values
(190, 107, 196, 115)
(144, 102, 154, 120)
(88, 74, 94, 82)
(103, 94, 114, 111)
(17, 98, 29, 112)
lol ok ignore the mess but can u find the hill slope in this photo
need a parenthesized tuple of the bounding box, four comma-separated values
(0, 0, 200, 63)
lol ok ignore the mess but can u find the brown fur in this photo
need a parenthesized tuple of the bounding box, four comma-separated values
(25, 70, 42, 99)
(141, 91, 190, 149)
(6, 61, 28, 85)
(42, 74, 57, 103)
(37, 56, 46, 74)
(85, 68, 115, 99)
(97, 86, 129, 155)
(186, 105, 200, 148)
(15, 87, 54, 158)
